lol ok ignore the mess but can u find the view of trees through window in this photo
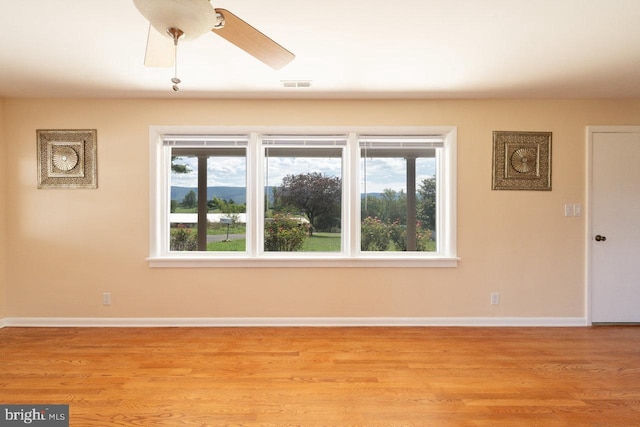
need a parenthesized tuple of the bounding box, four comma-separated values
(360, 146, 437, 252)
(166, 136, 438, 254)
(265, 147, 343, 252)
(169, 150, 247, 252)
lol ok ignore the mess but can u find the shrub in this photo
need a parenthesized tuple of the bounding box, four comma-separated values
(264, 214, 309, 251)
(389, 221, 433, 251)
(170, 224, 198, 251)
(361, 216, 391, 251)
(362, 217, 433, 251)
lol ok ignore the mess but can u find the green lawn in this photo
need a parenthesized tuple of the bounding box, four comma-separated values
(208, 223, 246, 235)
(301, 232, 341, 252)
(204, 231, 436, 252)
(205, 232, 340, 252)
(173, 207, 197, 213)
(207, 239, 246, 251)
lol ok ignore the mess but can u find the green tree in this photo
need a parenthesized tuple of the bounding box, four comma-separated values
(380, 189, 406, 224)
(171, 163, 190, 174)
(171, 156, 192, 174)
(417, 177, 436, 232)
(181, 190, 197, 209)
(361, 194, 382, 220)
(208, 197, 246, 213)
(362, 189, 406, 224)
(276, 172, 341, 234)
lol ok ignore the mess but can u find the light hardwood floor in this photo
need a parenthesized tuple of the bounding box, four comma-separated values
(1, 326, 639, 426)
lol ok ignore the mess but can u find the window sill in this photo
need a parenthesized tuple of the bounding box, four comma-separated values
(146, 255, 460, 268)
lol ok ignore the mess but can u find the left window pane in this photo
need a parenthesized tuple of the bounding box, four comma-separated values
(169, 147, 247, 252)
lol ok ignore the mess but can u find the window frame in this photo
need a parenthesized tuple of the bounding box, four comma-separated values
(148, 126, 458, 268)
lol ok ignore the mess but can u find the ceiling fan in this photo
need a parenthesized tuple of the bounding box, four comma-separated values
(133, 0, 295, 91)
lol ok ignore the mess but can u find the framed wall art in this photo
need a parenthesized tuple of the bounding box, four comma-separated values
(492, 131, 551, 191)
(37, 129, 97, 189)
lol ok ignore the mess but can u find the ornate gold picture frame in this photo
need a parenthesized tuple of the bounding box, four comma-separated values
(37, 129, 97, 189)
(492, 131, 551, 191)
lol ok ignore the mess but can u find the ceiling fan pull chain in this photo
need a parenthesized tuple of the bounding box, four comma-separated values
(171, 39, 181, 91)
(167, 27, 184, 92)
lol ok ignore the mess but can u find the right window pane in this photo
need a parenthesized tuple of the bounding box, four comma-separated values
(360, 138, 439, 252)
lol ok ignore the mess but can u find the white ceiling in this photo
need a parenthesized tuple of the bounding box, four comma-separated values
(1, 0, 640, 99)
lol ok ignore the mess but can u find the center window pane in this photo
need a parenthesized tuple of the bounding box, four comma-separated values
(264, 147, 343, 252)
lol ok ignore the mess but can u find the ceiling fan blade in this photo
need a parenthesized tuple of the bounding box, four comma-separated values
(144, 24, 174, 67)
(212, 8, 295, 70)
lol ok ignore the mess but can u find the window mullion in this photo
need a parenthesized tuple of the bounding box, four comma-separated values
(248, 132, 260, 257)
(348, 133, 360, 257)
(406, 157, 417, 251)
(157, 139, 172, 256)
(438, 128, 457, 257)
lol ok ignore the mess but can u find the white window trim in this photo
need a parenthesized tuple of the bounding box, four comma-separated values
(147, 126, 459, 268)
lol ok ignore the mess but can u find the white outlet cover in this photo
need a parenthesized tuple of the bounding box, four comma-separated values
(573, 204, 582, 216)
(564, 204, 574, 217)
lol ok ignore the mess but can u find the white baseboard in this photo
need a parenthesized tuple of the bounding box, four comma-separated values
(1, 316, 588, 328)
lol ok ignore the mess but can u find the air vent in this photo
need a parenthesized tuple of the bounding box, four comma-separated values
(281, 80, 312, 88)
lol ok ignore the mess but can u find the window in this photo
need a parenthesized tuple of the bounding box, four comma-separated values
(360, 136, 440, 253)
(149, 126, 457, 267)
(263, 135, 346, 253)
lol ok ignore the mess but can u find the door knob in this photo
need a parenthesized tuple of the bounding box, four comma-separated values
(595, 235, 607, 242)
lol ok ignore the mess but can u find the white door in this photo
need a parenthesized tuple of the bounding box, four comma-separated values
(590, 128, 640, 323)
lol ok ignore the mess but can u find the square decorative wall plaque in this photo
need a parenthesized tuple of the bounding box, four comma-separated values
(37, 129, 97, 189)
(492, 131, 551, 190)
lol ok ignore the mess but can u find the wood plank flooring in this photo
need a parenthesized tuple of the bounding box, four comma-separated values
(1, 326, 639, 426)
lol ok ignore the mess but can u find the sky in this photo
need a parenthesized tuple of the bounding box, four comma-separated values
(171, 155, 436, 193)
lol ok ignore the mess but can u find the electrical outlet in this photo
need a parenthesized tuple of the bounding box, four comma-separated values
(102, 292, 111, 306)
(490, 292, 500, 305)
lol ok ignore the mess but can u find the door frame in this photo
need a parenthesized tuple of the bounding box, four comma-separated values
(586, 126, 640, 325)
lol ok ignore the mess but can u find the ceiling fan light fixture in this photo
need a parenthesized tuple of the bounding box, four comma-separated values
(133, 0, 218, 41)
(133, 0, 295, 90)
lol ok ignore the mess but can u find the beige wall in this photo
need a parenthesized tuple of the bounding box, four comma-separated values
(3, 98, 640, 320)
(0, 98, 5, 319)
